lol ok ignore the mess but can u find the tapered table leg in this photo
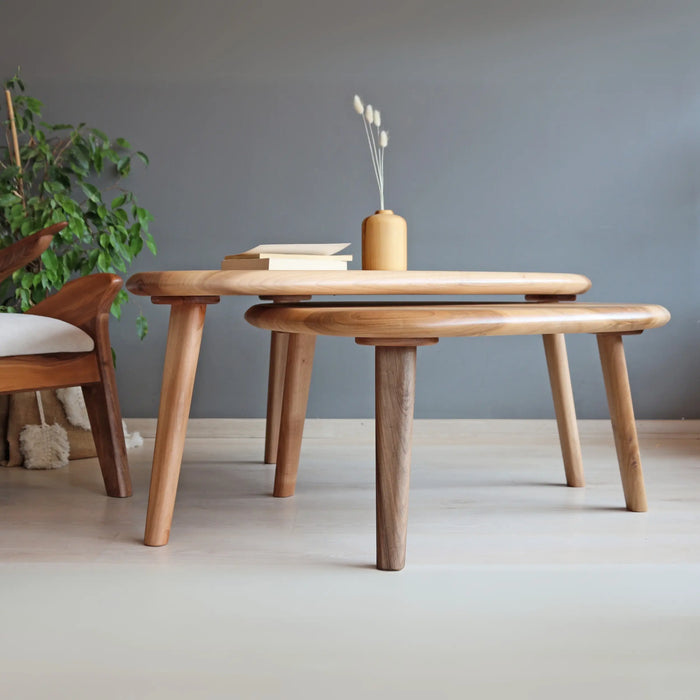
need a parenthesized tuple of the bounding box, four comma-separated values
(264, 331, 290, 464)
(144, 298, 217, 546)
(597, 333, 647, 512)
(273, 333, 316, 498)
(375, 345, 417, 571)
(542, 333, 584, 487)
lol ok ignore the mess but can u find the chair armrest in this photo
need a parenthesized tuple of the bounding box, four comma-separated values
(27, 273, 123, 337)
(0, 222, 67, 282)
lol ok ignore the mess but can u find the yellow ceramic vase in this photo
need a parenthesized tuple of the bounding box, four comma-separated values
(361, 210, 407, 271)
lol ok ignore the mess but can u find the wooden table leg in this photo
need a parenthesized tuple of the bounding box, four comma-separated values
(374, 345, 417, 571)
(144, 298, 217, 546)
(542, 333, 585, 487)
(596, 333, 647, 512)
(264, 331, 290, 464)
(273, 333, 316, 498)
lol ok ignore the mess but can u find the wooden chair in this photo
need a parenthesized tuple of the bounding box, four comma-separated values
(0, 223, 131, 497)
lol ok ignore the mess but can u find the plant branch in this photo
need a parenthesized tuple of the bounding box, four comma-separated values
(4, 89, 25, 206)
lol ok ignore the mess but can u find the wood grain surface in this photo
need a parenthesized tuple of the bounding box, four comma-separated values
(543, 333, 584, 487)
(127, 269, 592, 298)
(145, 302, 211, 545)
(273, 333, 316, 498)
(375, 345, 416, 571)
(264, 331, 290, 464)
(597, 334, 648, 512)
(0, 223, 66, 282)
(245, 302, 670, 338)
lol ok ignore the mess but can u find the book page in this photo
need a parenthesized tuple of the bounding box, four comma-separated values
(240, 243, 351, 256)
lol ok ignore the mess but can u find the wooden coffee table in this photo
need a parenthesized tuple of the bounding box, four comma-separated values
(245, 300, 670, 570)
(126, 269, 592, 547)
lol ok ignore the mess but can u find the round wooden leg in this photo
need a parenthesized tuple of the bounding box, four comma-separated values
(375, 345, 416, 571)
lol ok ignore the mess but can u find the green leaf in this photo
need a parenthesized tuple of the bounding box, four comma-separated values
(81, 182, 101, 203)
(111, 194, 127, 209)
(25, 97, 43, 113)
(115, 137, 132, 150)
(43, 181, 65, 194)
(136, 151, 149, 166)
(116, 156, 131, 177)
(0, 193, 20, 207)
(0, 165, 20, 182)
(136, 313, 149, 341)
(41, 248, 59, 272)
(91, 128, 108, 142)
(145, 232, 157, 255)
(129, 236, 143, 256)
(110, 298, 123, 319)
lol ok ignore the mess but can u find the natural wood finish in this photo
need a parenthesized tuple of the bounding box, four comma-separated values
(375, 345, 416, 571)
(273, 333, 316, 498)
(127, 270, 593, 298)
(264, 331, 289, 464)
(525, 294, 577, 302)
(258, 295, 312, 303)
(542, 334, 584, 487)
(145, 302, 210, 545)
(362, 210, 407, 271)
(151, 295, 220, 305)
(0, 230, 131, 498)
(0, 353, 99, 393)
(82, 311, 132, 498)
(28, 273, 122, 334)
(0, 223, 66, 282)
(597, 334, 647, 512)
(30, 273, 132, 497)
(245, 302, 671, 338)
(356, 337, 439, 347)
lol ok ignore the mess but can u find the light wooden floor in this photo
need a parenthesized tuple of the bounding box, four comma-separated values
(0, 419, 698, 699)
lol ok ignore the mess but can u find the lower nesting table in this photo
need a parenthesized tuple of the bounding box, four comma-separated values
(245, 301, 670, 570)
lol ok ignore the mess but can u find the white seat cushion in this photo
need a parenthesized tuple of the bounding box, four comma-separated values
(0, 313, 94, 357)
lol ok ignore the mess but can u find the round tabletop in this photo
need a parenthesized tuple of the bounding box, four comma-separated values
(126, 269, 592, 298)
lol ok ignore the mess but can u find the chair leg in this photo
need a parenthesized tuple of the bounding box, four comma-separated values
(273, 333, 316, 498)
(264, 331, 290, 464)
(542, 334, 584, 487)
(144, 301, 210, 546)
(375, 345, 416, 571)
(82, 315, 131, 498)
(596, 333, 647, 512)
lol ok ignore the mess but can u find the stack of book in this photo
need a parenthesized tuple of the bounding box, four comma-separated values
(221, 243, 352, 270)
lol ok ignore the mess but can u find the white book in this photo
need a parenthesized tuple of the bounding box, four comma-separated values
(221, 257, 348, 271)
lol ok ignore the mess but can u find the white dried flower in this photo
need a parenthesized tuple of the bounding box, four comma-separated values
(365, 104, 374, 123)
(353, 94, 364, 114)
(379, 130, 388, 148)
(374, 110, 381, 127)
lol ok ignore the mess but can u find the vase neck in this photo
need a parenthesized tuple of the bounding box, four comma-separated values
(374, 209, 394, 215)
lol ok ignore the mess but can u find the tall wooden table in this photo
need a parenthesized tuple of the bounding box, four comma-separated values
(126, 270, 591, 546)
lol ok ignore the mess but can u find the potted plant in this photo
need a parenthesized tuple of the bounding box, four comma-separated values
(0, 72, 155, 468)
(0, 72, 155, 338)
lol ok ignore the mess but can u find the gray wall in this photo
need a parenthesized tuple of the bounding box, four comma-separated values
(3, 0, 699, 418)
